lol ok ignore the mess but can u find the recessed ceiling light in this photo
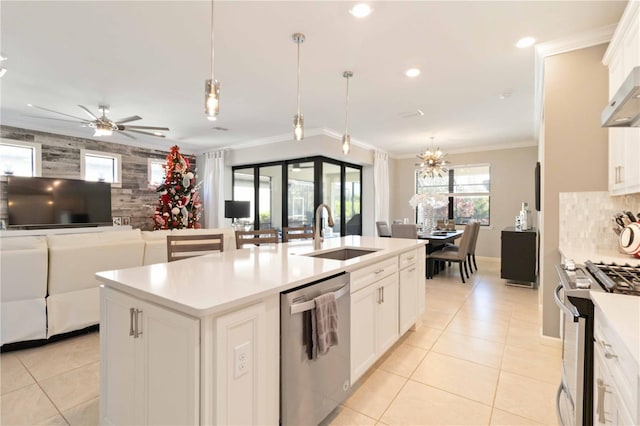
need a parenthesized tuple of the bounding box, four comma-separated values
(349, 3, 372, 18)
(406, 68, 421, 78)
(27, 103, 33, 107)
(516, 37, 536, 48)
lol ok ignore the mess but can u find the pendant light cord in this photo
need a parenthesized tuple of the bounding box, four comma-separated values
(210, 0, 215, 81)
(296, 40, 301, 116)
(344, 75, 350, 134)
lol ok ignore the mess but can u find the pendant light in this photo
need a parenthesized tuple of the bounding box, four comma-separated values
(341, 71, 353, 155)
(292, 33, 305, 141)
(416, 137, 449, 178)
(204, 0, 220, 119)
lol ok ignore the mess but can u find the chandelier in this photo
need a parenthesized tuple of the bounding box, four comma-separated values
(416, 137, 449, 178)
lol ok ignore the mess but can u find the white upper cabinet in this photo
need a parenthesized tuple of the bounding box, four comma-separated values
(604, 2, 640, 196)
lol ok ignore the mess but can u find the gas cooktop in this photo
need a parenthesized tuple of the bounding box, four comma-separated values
(585, 261, 640, 296)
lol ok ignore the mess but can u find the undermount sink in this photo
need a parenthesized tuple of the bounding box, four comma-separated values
(304, 247, 379, 261)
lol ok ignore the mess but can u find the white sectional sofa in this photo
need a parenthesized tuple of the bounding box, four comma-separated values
(0, 236, 49, 345)
(0, 227, 234, 346)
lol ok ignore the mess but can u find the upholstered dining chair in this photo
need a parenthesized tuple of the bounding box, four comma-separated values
(282, 226, 314, 242)
(376, 221, 391, 237)
(443, 221, 480, 273)
(235, 229, 279, 249)
(427, 223, 474, 283)
(166, 234, 224, 262)
(391, 223, 418, 239)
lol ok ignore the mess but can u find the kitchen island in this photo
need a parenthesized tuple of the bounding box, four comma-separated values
(96, 236, 426, 425)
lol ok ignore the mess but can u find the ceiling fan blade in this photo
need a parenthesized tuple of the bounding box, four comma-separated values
(24, 114, 91, 124)
(28, 104, 91, 122)
(118, 131, 136, 140)
(124, 129, 166, 138)
(78, 105, 99, 120)
(122, 125, 170, 131)
(114, 115, 142, 124)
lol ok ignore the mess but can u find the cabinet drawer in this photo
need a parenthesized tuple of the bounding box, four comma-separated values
(350, 257, 398, 293)
(399, 249, 418, 269)
(595, 310, 639, 423)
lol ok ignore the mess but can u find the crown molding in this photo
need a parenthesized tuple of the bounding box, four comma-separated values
(603, 1, 639, 65)
(392, 139, 537, 159)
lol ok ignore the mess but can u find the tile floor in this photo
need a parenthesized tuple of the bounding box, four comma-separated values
(0, 259, 561, 425)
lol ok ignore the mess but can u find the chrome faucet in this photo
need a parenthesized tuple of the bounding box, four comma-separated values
(314, 204, 334, 250)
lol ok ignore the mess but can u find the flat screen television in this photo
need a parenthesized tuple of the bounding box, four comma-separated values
(7, 176, 113, 228)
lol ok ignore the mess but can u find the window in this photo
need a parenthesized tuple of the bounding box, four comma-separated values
(148, 158, 165, 188)
(81, 149, 122, 188)
(0, 139, 42, 176)
(416, 164, 490, 225)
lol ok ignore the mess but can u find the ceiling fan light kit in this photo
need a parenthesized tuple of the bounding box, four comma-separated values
(204, 0, 220, 118)
(292, 32, 305, 141)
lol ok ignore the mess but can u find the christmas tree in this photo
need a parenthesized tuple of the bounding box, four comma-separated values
(152, 145, 202, 230)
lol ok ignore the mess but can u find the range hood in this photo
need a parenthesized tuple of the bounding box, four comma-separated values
(601, 66, 640, 127)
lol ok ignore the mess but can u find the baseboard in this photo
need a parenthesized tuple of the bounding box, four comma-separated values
(476, 256, 500, 263)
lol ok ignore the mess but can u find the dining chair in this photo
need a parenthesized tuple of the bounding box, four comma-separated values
(391, 223, 418, 239)
(443, 221, 480, 273)
(166, 233, 224, 262)
(235, 229, 279, 249)
(282, 226, 314, 242)
(376, 221, 391, 237)
(427, 223, 474, 283)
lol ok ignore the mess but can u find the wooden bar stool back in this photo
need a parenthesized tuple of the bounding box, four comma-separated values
(166, 234, 224, 262)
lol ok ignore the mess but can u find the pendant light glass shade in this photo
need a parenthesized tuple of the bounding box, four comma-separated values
(341, 71, 353, 155)
(204, 0, 220, 118)
(292, 33, 305, 141)
(205, 79, 220, 117)
(293, 113, 304, 141)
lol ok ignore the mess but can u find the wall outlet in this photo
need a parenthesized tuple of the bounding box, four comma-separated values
(233, 341, 251, 379)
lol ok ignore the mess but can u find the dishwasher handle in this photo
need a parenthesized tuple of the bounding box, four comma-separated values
(290, 284, 349, 315)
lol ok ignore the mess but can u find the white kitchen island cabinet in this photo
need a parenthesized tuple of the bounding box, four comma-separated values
(96, 236, 426, 426)
(399, 249, 419, 335)
(100, 287, 200, 426)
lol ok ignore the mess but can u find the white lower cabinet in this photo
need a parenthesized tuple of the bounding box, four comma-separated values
(350, 265, 399, 384)
(399, 249, 419, 335)
(100, 287, 200, 426)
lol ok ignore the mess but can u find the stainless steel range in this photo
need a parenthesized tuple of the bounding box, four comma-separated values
(555, 260, 640, 426)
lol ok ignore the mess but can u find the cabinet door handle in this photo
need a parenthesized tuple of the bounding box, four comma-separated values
(619, 166, 624, 183)
(407, 256, 415, 261)
(602, 342, 618, 359)
(374, 269, 384, 274)
(408, 267, 416, 273)
(377, 287, 382, 304)
(129, 308, 135, 336)
(133, 309, 143, 338)
(381, 286, 385, 303)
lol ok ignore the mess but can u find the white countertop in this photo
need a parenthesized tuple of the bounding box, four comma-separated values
(96, 236, 426, 317)
(590, 292, 640, 367)
(559, 246, 640, 266)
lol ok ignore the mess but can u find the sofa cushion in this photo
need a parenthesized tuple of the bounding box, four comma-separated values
(1, 299, 47, 345)
(0, 236, 48, 302)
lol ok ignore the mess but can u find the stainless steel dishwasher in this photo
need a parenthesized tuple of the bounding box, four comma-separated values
(280, 272, 350, 426)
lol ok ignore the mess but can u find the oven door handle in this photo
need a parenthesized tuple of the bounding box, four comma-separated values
(553, 283, 580, 321)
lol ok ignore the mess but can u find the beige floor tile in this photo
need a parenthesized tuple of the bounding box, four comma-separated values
(454, 305, 512, 327)
(39, 362, 99, 413)
(431, 331, 504, 369)
(494, 371, 558, 425)
(344, 369, 407, 420)
(379, 343, 427, 378)
(490, 408, 545, 425)
(16, 332, 99, 382)
(61, 397, 99, 426)
(327, 406, 377, 426)
(445, 315, 509, 343)
(381, 380, 492, 425)
(501, 344, 561, 385)
(39, 415, 69, 425)
(0, 383, 60, 425)
(1, 353, 35, 395)
(411, 351, 499, 406)
(419, 308, 455, 330)
(402, 326, 442, 350)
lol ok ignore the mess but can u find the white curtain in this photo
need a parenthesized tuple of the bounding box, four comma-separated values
(202, 150, 225, 228)
(373, 150, 389, 225)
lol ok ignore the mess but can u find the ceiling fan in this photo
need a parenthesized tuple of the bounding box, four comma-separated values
(26, 104, 169, 138)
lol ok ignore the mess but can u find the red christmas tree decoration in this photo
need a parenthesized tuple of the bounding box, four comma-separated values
(152, 145, 202, 230)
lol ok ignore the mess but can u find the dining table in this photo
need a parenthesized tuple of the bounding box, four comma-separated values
(417, 229, 465, 277)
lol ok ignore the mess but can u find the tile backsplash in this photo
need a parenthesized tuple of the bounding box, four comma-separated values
(559, 191, 640, 252)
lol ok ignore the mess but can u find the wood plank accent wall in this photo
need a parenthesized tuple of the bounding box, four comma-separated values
(0, 125, 197, 231)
